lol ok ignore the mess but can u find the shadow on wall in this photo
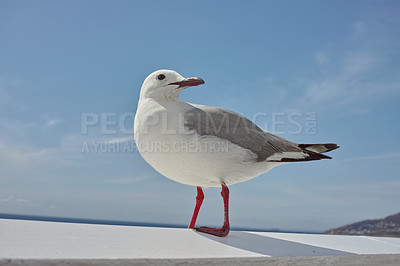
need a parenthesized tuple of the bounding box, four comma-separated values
(196, 231, 354, 257)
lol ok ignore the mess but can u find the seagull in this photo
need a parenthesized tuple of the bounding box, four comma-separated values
(134, 69, 339, 237)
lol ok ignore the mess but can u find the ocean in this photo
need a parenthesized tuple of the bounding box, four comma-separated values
(0, 213, 319, 234)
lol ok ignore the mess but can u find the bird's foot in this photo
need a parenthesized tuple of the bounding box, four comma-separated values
(195, 225, 230, 237)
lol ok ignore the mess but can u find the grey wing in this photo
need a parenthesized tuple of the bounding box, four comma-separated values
(183, 105, 308, 162)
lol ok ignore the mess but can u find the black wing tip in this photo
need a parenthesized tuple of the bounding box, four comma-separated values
(319, 153, 332, 159)
(323, 143, 340, 152)
(266, 143, 339, 163)
(267, 149, 333, 163)
(298, 143, 340, 153)
(273, 151, 331, 162)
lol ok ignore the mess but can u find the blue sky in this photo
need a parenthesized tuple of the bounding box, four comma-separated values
(0, 0, 399, 232)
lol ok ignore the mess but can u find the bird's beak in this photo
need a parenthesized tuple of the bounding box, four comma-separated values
(169, 77, 205, 88)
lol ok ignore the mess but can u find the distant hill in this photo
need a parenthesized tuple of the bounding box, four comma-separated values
(325, 212, 400, 237)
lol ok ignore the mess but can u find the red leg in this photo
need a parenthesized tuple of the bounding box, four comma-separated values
(195, 183, 230, 237)
(188, 186, 204, 229)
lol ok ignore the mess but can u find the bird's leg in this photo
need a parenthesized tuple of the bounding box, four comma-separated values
(195, 183, 230, 237)
(188, 186, 204, 229)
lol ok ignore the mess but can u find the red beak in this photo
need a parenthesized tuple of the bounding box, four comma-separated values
(169, 77, 205, 88)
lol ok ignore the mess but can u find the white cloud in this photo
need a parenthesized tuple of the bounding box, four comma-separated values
(314, 51, 330, 65)
(0, 194, 59, 210)
(349, 107, 369, 115)
(306, 181, 400, 198)
(298, 50, 399, 110)
(341, 152, 400, 163)
(105, 136, 133, 144)
(102, 175, 152, 185)
(0, 135, 80, 169)
(0, 76, 27, 109)
(352, 22, 368, 39)
(341, 51, 377, 74)
(44, 119, 62, 127)
(296, 16, 400, 112)
(0, 116, 92, 176)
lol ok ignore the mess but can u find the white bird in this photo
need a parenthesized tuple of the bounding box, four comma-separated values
(134, 69, 339, 237)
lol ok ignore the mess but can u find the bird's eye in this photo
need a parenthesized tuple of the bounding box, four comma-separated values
(157, 74, 166, 81)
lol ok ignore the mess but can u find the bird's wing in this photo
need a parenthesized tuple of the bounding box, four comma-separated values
(184, 105, 323, 162)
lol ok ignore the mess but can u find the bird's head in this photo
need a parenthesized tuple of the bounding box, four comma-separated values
(139, 69, 204, 101)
